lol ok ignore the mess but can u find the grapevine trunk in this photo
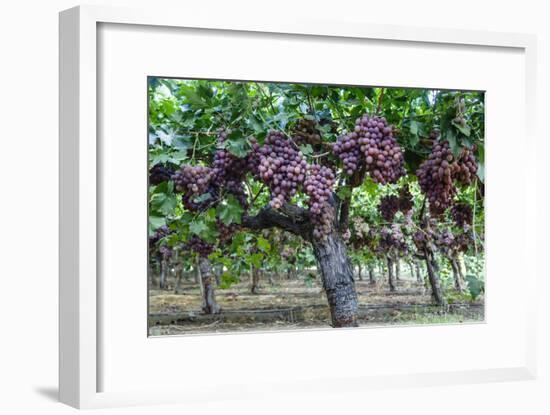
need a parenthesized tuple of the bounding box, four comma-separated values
(450, 256, 464, 292)
(424, 249, 446, 306)
(312, 231, 358, 328)
(198, 257, 221, 314)
(387, 256, 396, 292)
(251, 267, 260, 294)
(368, 264, 375, 283)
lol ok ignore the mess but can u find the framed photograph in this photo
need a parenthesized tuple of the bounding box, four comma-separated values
(59, 4, 538, 409)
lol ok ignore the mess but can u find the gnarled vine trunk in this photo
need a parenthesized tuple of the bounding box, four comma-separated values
(415, 260, 423, 283)
(450, 255, 465, 292)
(387, 256, 396, 292)
(198, 257, 221, 314)
(368, 264, 375, 284)
(159, 258, 167, 290)
(424, 249, 446, 306)
(312, 231, 358, 328)
(251, 266, 260, 294)
(408, 262, 415, 280)
(242, 203, 358, 328)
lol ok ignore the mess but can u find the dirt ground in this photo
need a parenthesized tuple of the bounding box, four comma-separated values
(148, 275, 484, 336)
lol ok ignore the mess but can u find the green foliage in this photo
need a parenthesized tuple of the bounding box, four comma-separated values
(148, 77, 485, 288)
(217, 195, 244, 225)
(218, 272, 240, 289)
(465, 275, 485, 300)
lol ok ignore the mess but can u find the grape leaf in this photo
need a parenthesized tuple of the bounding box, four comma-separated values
(189, 220, 208, 236)
(217, 195, 245, 225)
(150, 192, 177, 215)
(148, 216, 166, 235)
(299, 144, 314, 156)
(188, 219, 219, 243)
(248, 252, 264, 268)
(465, 275, 484, 300)
(219, 272, 240, 289)
(445, 130, 462, 158)
(452, 120, 471, 137)
(256, 236, 271, 252)
(178, 85, 208, 108)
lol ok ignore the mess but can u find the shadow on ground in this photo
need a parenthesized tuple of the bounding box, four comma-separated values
(34, 386, 58, 402)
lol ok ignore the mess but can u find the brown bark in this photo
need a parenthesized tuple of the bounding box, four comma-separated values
(286, 264, 296, 280)
(251, 266, 260, 294)
(159, 258, 167, 289)
(243, 200, 358, 328)
(368, 264, 375, 284)
(198, 257, 221, 314)
(387, 256, 396, 292)
(312, 230, 358, 328)
(450, 256, 465, 292)
(415, 260, 423, 283)
(424, 249, 446, 306)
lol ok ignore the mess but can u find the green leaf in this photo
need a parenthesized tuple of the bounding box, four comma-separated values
(445, 130, 461, 158)
(410, 120, 419, 135)
(187, 218, 218, 243)
(189, 220, 209, 236)
(465, 275, 484, 300)
(149, 148, 171, 165)
(361, 177, 378, 195)
(150, 192, 178, 215)
(247, 252, 264, 268)
(223, 131, 250, 158)
(217, 194, 245, 225)
(148, 216, 166, 235)
(336, 186, 352, 200)
(256, 236, 271, 252)
(299, 144, 314, 156)
(194, 193, 212, 203)
(169, 150, 188, 164)
(178, 85, 208, 108)
(452, 120, 471, 137)
(218, 272, 240, 289)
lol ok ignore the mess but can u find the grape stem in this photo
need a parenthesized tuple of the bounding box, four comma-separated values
(376, 88, 386, 113)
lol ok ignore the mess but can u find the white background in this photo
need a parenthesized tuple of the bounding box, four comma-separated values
(98, 22, 527, 393)
(1, 0, 548, 414)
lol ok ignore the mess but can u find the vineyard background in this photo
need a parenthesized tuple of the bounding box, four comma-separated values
(147, 79, 485, 335)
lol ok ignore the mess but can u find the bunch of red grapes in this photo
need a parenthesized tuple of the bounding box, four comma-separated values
(149, 225, 173, 258)
(212, 129, 250, 207)
(379, 195, 400, 222)
(451, 202, 473, 228)
(172, 165, 216, 211)
(398, 186, 414, 214)
(416, 134, 477, 216)
(256, 130, 307, 209)
(217, 220, 240, 246)
(149, 164, 175, 185)
(379, 224, 407, 254)
(332, 114, 405, 184)
(304, 164, 336, 240)
(293, 118, 322, 146)
(182, 236, 214, 258)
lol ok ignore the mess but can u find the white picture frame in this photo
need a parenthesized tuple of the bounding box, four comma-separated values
(59, 4, 538, 409)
